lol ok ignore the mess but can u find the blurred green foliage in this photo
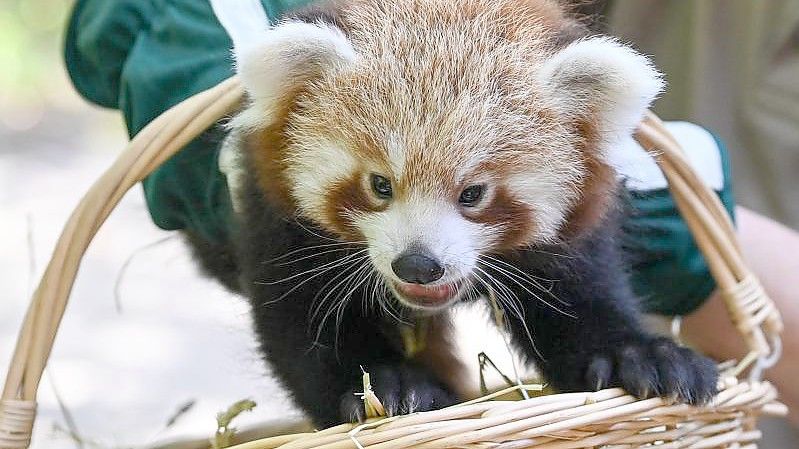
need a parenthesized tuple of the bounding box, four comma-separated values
(0, 0, 73, 103)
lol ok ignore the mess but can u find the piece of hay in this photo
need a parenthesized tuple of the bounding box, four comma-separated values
(212, 399, 257, 449)
(359, 369, 386, 419)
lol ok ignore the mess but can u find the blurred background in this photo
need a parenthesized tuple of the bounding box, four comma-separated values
(606, 0, 799, 227)
(0, 0, 300, 447)
(1, 0, 797, 448)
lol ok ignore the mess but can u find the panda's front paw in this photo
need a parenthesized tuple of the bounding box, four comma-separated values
(338, 363, 458, 423)
(553, 337, 718, 405)
(590, 337, 718, 404)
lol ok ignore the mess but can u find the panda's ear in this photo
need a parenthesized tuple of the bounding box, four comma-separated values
(233, 21, 356, 129)
(537, 37, 664, 144)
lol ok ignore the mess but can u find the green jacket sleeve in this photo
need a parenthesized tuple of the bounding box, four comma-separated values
(622, 133, 736, 316)
(64, 0, 312, 243)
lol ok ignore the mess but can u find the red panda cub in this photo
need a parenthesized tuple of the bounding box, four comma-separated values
(192, 0, 718, 426)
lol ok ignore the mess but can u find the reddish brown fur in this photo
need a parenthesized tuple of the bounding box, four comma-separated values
(245, 103, 297, 212)
(471, 186, 536, 250)
(324, 172, 386, 239)
(560, 116, 618, 238)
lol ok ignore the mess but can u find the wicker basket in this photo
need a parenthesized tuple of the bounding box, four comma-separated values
(0, 76, 787, 449)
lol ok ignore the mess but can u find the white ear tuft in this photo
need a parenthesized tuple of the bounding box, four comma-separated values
(538, 37, 664, 144)
(233, 21, 356, 130)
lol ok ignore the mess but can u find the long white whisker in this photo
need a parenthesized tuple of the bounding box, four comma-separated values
(310, 258, 370, 325)
(475, 266, 527, 323)
(258, 253, 369, 306)
(273, 245, 367, 267)
(365, 270, 384, 316)
(375, 283, 404, 324)
(266, 241, 367, 264)
(474, 267, 543, 360)
(257, 249, 369, 285)
(479, 258, 576, 319)
(309, 255, 372, 323)
(313, 261, 373, 349)
(292, 219, 345, 243)
(481, 254, 561, 292)
(334, 264, 374, 334)
(527, 247, 574, 259)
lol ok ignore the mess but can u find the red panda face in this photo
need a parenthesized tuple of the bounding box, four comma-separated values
(234, 0, 663, 311)
(280, 76, 587, 310)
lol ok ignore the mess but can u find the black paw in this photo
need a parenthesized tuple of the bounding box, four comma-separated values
(339, 363, 458, 422)
(555, 337, 718, 405)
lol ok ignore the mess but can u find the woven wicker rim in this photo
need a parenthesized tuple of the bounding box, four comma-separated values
(0, 76, 785, 449)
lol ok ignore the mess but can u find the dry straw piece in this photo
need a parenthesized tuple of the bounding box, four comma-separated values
(0, 77, 787, 449)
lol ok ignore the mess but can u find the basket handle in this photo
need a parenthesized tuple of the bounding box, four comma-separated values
(0, 79, 782, 449)
(636, 112, 782, 374)
(0, 77, 243, 449)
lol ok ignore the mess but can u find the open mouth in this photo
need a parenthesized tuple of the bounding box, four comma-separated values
(392, 279, 464, 309)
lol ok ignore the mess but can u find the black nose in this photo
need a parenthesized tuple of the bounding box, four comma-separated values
(391, 253, 445, 284)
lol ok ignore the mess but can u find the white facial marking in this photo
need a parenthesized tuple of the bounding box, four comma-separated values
(287, 139, 357, 219)
(508, 164, 583, 241)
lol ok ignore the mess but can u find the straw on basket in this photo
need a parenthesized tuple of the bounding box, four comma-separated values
(0, 77, 786, 449)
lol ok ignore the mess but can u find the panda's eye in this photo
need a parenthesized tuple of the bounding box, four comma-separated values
(459, 184, 484, 206)
(371, 174, 393, 199)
